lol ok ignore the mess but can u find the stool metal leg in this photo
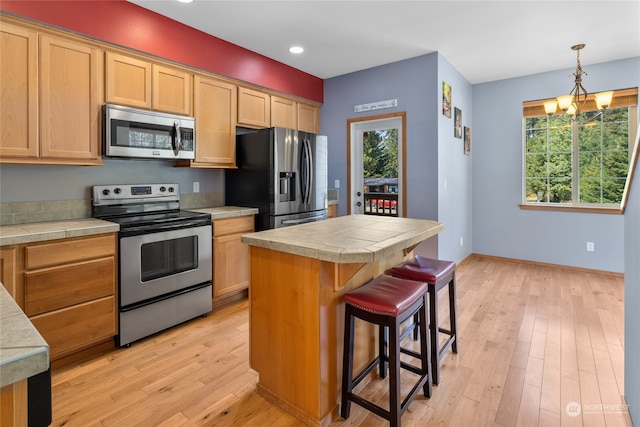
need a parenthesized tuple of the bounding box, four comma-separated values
(428, 286, 440, 385)
(379, 325, 387, 378)
(340, 307, 355, 419)
(449, 273, 458, 354)
(389, 318, 401, 427)
(418, 296, 432, 398)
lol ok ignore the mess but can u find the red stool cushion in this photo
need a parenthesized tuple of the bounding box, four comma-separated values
(344, 275, 428, 317)
(391, 255, 456, 284)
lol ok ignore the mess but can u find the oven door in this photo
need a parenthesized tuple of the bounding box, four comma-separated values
(119, 224, 212, 307)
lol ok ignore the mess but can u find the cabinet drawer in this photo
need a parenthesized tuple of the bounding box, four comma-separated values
(25, 257, 115, 316)
(213, 216, 254, 237)
(30, 296, 117, 360)
(26, 234, 116, 270)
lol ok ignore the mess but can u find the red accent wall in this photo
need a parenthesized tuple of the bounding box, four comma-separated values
(1, 0, 323, 103)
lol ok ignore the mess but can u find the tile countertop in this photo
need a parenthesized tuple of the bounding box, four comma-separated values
(189, 206, 259, 219)
(0, 218, 119, 247)
(0, 207, 258, 247)
(241, 214, 443, 264)
(0, 283, 49, 387)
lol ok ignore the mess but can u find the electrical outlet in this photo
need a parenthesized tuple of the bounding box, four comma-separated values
(587, 241, 594, 252)
(460, 237, 464, 246)
(334, 179, 340, 189)
(193, 182, 200, 193)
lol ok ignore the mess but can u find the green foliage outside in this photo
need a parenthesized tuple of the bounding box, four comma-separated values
(363, 129, 398, 179)
(525, 107, 630, 204)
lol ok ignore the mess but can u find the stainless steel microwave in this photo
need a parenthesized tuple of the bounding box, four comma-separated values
(103, 104, 195, 160)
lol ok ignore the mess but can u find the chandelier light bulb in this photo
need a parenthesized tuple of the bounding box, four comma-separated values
(595, 91, 614, 110)
(543, 100, 558, 115)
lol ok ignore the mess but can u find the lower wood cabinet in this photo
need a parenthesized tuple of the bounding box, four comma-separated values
(1, 233, 118, 365)
(212, 216, 254, 300)
(327, 204, 338, 218)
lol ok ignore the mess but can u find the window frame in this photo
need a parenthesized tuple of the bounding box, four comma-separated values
(521, 87, 638, 214)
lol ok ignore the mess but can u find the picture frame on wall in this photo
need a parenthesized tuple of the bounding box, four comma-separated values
(442, 81, 451, 118)
(454, 107, 462, 138)
(464, 126, 471, 155)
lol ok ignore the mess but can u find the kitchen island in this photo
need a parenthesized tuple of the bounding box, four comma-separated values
(241, 214, 443, 426)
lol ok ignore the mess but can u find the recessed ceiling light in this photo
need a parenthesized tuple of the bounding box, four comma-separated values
(289, 46, 304, 54)
(176, 0, 194, 3)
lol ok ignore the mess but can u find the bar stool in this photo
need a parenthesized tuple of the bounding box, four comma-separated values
(391, 256, 457, 385)
(340, 275, 432, 427)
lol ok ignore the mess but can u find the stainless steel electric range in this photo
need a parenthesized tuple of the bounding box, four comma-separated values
(92, 183, 212, 347)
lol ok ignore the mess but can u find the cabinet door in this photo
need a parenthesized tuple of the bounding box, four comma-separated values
(213, 233, 251, 297)
(213, 216, 254, 298)
(297, 102, 320, 134)
(237, 87, 270, 128)
(192, 76, 237, 167)
(39, 35, 101, 162)
(30, 296, 117, 360)
(152, 64, 192, 115)
(271, 96, 297, 129)
(1, 246, 25, 309)
(0, 23, 38, 159)
(105, 52, 152, 108)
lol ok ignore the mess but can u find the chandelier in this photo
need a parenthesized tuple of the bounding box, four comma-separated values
(543, 44, 614, 119)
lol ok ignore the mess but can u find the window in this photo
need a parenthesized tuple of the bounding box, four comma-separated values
(522, 88, 637, 211)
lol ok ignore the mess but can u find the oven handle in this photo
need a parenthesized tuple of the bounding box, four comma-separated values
(120, 220, 210, 237)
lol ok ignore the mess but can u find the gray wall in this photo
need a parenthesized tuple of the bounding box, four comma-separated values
(624, 130, 640, 424)
(437, 53, 473, 263)
(0, 159, 224, 202)
(322, 53, 474, 263)
(472, 58, 640, 273)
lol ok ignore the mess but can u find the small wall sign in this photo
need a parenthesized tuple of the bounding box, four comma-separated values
(354, 99, 398, 113)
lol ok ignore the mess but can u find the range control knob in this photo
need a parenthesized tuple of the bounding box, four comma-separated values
(102, 189, 110, 196)
(168, 187, 175, 193)
(114, 188, 121, 194)
(159, 186, 166, 192)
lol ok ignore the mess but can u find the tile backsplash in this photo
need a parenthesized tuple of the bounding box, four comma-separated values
(0, 192, 223, 226)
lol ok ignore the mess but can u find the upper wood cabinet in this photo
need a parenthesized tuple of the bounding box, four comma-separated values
(190, 75, 237, 168)
(297, 102, 320, 134)
(40, 35, 101, 161)
(105, 52, 192, 115)
(0, 21, 102, 165)
(0, 22, 38, 159)
(237, 86, 271, 128)
(152, 64, 192, 115)
(270, 96, 296, 129)
(105, 52, 151, 108)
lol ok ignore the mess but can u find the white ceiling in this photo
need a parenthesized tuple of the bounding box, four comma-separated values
(128, 0, 640, 84)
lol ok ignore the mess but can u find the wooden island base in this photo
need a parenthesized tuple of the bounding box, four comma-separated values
(244, 215, 443, 425)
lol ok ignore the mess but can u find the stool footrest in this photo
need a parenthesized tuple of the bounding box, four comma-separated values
(438, 335, 457, 360)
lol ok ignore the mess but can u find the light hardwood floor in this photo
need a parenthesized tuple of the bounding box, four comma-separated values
(49, 255, 633, 426)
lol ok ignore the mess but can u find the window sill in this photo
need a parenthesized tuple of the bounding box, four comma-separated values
(519, 203, 623, 215)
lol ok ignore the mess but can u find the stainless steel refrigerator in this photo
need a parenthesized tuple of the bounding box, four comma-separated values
(225, 127, 328, 231)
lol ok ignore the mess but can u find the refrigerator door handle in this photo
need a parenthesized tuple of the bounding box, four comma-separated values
(300, 138, 313, 204)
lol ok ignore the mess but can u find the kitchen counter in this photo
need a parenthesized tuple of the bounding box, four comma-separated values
(241, 214, 443, 263)
(0, 283, 49, 387)
(189, 206, 259, 219)
(243, 214, 443, 426)
(0, 218, 119, 247)
(0, 207, 258, 247)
